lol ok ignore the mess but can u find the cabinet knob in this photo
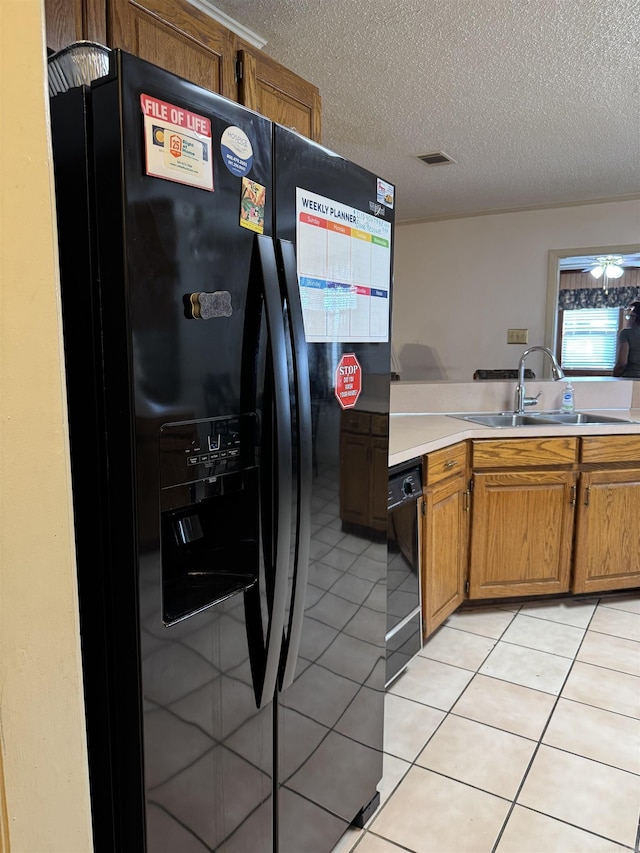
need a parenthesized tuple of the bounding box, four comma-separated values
(444, 459, 457, 469)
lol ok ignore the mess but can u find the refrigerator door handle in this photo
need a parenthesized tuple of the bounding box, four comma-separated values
(255, 234, 293, 706)
(276, 239, 312, 691)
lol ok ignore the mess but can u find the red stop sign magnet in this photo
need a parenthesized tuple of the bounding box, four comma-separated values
(334, 353, 362, 409)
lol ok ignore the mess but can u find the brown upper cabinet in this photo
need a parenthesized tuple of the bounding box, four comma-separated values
(45, 0, 107, 52)
(45, 0, 322, 141)
(108, 0, 238, 99)
(237, 48, 321, 143)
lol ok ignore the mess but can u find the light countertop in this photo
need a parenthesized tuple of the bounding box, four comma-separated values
(389, 409, 640, 467)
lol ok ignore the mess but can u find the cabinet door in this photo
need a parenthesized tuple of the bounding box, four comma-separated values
(469, 470, 576, 599)
(108, 0, 238, 98)
(45, 0, 107, 51)
(422, 473, 467, 637)
(238, 48, 322, 142)
(573, 468, 640, 593)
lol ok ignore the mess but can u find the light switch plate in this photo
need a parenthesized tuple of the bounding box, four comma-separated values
(507, 328, 528, 344)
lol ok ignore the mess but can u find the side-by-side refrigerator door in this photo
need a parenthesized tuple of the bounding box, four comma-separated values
(82, 51, 291, 853)
(273, 125, 394, 852)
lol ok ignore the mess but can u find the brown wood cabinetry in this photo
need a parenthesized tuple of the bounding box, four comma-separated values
(45, 0, 322, 141)
(107, 0, 238, 99)
(572, 435, 640, 593)
(579, 434, 640, 464)
(468, 469, 576, 599)
(237, 49, 322, 142)
(468, 438, 577, 599)
(471, 436, 578, 469)
(413, 432, 640, 615)
(45, 0, 107, 51)
(421, 442, 468, 637)
(339, 411, 388, 534)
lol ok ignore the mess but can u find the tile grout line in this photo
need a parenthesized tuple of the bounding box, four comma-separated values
(351, 604, 525, 852)
(348, 609, 519, 853)
(345, 596, 640, 853)
(506, 804, 637, 852)
(489, 597, 605, 853)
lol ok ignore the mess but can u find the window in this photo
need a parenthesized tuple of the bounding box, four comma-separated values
(558, 307, 622, 373)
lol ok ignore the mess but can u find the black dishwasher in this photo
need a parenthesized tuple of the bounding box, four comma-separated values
(386, 460, 423, 686)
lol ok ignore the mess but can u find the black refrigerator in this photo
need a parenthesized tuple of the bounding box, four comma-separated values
(50, 50, 394, 853)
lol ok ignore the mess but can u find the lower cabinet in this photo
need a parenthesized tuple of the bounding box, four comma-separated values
(414, 433, 640, 632)
(572, 435, 640, 594)
(468, 469, 576, 599)
(467, 437, 578, 600)
(421, 442, 468, 638)
(422, 471, 468, 637)
(573, 467, 640, 593)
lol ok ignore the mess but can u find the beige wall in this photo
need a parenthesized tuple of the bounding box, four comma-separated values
(0, 1, 93, 849)
(392, 199, 640, 381)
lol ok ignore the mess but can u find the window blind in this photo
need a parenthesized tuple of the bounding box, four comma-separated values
(560, 308, 619, 370)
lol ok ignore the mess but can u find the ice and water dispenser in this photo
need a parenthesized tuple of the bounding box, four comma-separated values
(159, 413, 259, 625)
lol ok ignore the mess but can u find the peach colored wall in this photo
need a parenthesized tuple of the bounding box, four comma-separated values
(393, 200, 640, 381)
(0, 0, 93, 849)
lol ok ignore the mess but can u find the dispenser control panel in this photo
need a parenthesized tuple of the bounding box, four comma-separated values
(159, 414, 256, 489)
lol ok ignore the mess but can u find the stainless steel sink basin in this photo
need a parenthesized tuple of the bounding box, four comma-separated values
(451, 411, 634, 428)
(452, 414, 549, 427)
(534, 412, 633, 425)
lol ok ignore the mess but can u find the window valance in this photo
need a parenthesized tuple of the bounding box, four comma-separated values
(559, 269, 640, 309)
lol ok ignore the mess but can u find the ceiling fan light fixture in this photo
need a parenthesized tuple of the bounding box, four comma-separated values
(605, 263, 624, 278)
(588, 256, 626, 279)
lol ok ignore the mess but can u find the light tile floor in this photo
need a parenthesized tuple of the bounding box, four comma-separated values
(332, 593, 640, 853)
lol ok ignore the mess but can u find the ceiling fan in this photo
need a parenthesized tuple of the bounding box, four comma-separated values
(582, 255, 640, 279)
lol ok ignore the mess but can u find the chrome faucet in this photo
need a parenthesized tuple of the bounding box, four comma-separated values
(514, 346, 564, 414)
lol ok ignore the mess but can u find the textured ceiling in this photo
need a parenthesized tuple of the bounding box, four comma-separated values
(209, 0, 640, 222)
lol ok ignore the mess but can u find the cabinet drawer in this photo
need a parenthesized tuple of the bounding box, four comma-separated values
(580, 435, 640, 463)
(424, 441, 467, 486)
(471, 437, 578, 469)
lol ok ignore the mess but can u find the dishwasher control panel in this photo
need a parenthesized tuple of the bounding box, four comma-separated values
(387, 461, 423, 511)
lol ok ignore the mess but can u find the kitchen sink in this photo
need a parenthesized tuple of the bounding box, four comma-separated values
(452, 414, 549, 427)
(452, 411, 634, 428)
(534, 412, 634, 425)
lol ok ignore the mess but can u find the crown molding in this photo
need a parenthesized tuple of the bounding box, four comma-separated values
(185, 1, 267, 48)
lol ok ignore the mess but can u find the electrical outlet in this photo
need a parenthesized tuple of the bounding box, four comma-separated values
(507, 328, 528, 344)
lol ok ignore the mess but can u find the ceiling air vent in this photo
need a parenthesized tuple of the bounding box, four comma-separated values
(417, 151, 455, 166)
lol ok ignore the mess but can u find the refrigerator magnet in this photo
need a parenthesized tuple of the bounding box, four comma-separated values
(239, 178, 266, 234)
(140, 94, 213, 191)
(376, 178, 394, 209)
(220, 126, 253, 176)
(334, 353, 362, 409)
